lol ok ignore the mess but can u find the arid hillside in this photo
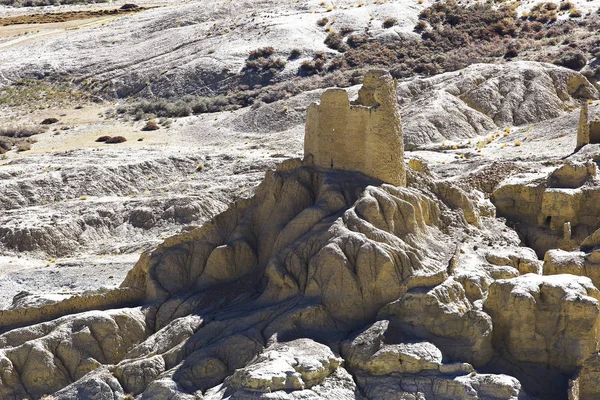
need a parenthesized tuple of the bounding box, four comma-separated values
(1, 0, 600, 399)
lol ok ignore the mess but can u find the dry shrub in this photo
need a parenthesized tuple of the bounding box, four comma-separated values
(105, 136, 127, 143)
(0, 126, 44, 138)
(248, 47, 275, 60)
(289, 48, 302, 59)
(95, 136, 112, 142)
(554, 50, 587, 70)
(41, 117, 59, 125)
(317, 17, 329, 26)
(569, 8, 582, 18)
(324, 32, 345, 51)
(383, 17, 398, 28)
(141, 121, 160, 131)
(559, 1, 573, 11)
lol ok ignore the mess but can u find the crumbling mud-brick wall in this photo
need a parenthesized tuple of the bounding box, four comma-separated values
(304, 70, 406, 186)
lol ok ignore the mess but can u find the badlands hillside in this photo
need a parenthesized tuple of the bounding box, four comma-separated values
(2, 0, 600, 399)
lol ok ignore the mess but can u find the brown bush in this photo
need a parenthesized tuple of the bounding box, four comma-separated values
(339, 26, 355, 36)
(248, 47, 275, 60)
(41, 118, 59, 125)
(95, 135, 112, 142)
(289, 48, 302, 59)
(105, 136, 127, 143)
(324, 32, 345, 51)
(569, 8, 582, 18)
(383, 17, 398, 28)
(141, 121, 160, 131)
(317, 17, 329, 26)
(120, 3, 139, 9)
(0, 126, 44, 138)
(554, 50, 587, 69)
(559, 1, 573, 11)
(245, 57, 287, 70)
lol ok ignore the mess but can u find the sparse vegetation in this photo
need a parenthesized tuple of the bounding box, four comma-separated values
(383, 17, 398, 28)
(569, 8, 582, 18)
(324, 31, 345, 51)
(554, 51, 588, 70)
(0, 126, 45, 138)
(0, 79, 88, 108)
(0, 0, 107, 7)
(105, 136, 127, 143)
(289, 48, 302, 59)
(41, 118, 59, 125)
(245, 47, 286, 71)
(320, 0, 600, 79)
(0, 7, 143, 25)
(141, 121, 160, 131)
(317, 17, 329, 26)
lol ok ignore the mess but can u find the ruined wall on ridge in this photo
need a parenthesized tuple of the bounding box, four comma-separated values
(304, 70, 406, 186)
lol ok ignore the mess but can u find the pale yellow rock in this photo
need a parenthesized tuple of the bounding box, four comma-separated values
(227, 339, 342, 392)
(544, 249, 600, 289)
(493, 160, 600, 256)
(570, 353, 600, 400)
(341, 320, 473, 376)
(485, 247, 542, 275)
(484, 274, 600, 373)
(304, 69, 406, 186)
(378, 278, 493, 367)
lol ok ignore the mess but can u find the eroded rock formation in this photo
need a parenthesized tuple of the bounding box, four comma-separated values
(5, 71, 600, 400)
(493, 159, 600, 257)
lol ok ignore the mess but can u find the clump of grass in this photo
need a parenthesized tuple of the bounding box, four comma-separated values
(41, 117, 59, 125)
(559, 1, 573, 11)
(289, 48, 302, 59)
(317, 17, 329, 26)
(324, 31, 346, 51)
(141, 121, 160, 131)
(0, 126, 45, 138)
(569, 8, 582, 18)
(245, 47, 286, 71)
(248, 47, 275, 59)
(383, 17, 398, 28)
(105, 136, 127, 143)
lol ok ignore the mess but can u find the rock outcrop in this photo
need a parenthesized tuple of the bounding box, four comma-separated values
(6, 72, 600, 400)
(577, 102, 591, 149)
(492, 159, 600, 256)
(398, 62, 598, 149)
(484, 274, 600, 373)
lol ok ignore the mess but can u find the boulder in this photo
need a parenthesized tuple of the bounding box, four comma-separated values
(484, 274, 600, 373)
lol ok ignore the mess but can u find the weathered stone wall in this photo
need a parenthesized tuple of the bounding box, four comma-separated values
(590, 120, 600, 144)
(577, 102, 590, 149)
(304, 70, 406, 186)
(576, 103, 600, 148)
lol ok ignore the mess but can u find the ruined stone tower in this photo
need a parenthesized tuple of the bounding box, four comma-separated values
(304, 69, 406, 186)
(577, 101, 590, 149)
(576, 102, 600, 149)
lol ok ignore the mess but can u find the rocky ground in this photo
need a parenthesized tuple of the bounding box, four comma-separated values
(2, 0, 600, 399)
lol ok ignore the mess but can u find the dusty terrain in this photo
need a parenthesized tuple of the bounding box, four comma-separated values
(1, 0, 600, 399)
